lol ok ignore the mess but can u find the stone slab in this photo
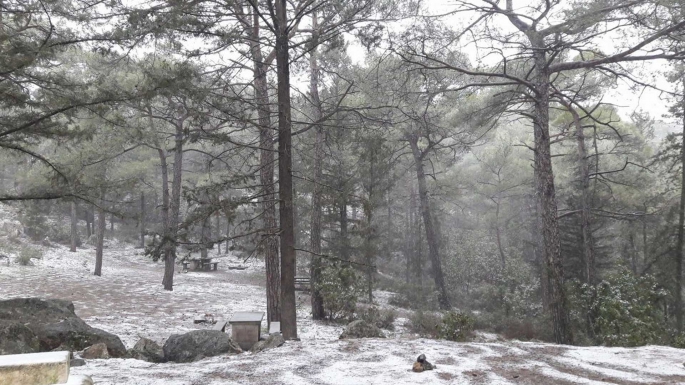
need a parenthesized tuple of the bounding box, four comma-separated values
(0, 351, 69, 385)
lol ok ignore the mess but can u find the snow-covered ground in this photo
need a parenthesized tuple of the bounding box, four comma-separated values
(1, 210, 685, 384)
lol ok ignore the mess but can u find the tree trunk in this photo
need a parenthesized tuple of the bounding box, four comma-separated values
(340, 196, 348, 260)
(216, 215, 221, 254)
(410, 183, 422, 286)
(250, 6, 281, 325)
(308, 10, 325, 320)
(561, 100, 596, 285)
(531, 40, 572, 344)
(274, 0, 297, 340)
(676, 80, 685, 333)
(94, 190, 106, 276)
(364, 147, 376, 303)
(70, 200, 78, 252)
(110, 213, 114, 231)
(408, 135, 450, 310)
(85, 209, 92, 238)
(200, 216, 209, 260)
(495, 202, 506, 270)
(139, 192, 146, 249)
(163, 124, 184, 291)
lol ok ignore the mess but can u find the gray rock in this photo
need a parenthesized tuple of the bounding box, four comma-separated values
(339, 320, 385, 339)
(250, 333, 285, 353)
(70, 358, 86, 367)
(163, 330, 242, 363)
(0, 298, 126, 357)
(37, 317, 126, 357)
(0, 320, 40, 354)
(128, 337, 165, 363)
(81, 342, 110, 359)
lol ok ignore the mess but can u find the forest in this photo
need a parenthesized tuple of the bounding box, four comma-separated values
(3, 0, 685, 370)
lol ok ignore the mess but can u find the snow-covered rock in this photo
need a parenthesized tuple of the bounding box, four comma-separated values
(163, 330, 242, 363)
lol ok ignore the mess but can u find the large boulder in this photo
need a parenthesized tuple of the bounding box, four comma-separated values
(0, 298, 126, 357)
(250, 333, 285, 353)
(163, 330, 242, 363)
(339, 320, 386, 339)
(0, 320, 40, 354)
(128, 337, 165, 363)
(81, 342, 110, 359)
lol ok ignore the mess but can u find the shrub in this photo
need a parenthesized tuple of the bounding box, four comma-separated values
(407, 311, 443, 338)
(388, 283, 440, 311)
(358, 306, 397, 330)
(568, 270, 669, 347)
(316, 261, 364, 321)
(15, 246, 42, 266)
(439, 311, 475, 342)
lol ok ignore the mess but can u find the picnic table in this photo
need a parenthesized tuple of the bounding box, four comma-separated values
(182, 257, 219, 272)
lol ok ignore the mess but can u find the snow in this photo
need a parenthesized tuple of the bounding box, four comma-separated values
(0, 351, 69, 366)
(1, 212, 685, 384)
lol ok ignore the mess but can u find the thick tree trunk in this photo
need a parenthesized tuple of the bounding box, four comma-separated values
(200, 216, 209, 259)
(410, 184, 422, 286)
(94, 190, 106, 276)
(531, 42, 572, 344)
(139, 192, 145, 249)
(70, 200, 78, 252)
(408, 135, 450, 310)
(676, 82, 685, 333)
(274, 0, 297, 340)
(250, 7, 281, 325)
(308, 10, 325, 320)
(364, 148, 376, 303)
(163, 125, 184, 291)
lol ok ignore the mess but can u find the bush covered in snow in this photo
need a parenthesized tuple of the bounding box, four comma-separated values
(316, 261, 365, 321)
(568, 270, 669, 347)
(357, 306, 396, 330)
(15, 245, 41, 266)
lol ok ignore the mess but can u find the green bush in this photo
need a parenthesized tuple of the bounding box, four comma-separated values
(358, 306, 396, 330)
(316, 261, 364, 321)
(15, 246, 42, 266)
(568, 270, 669, 347)
(407, 311, 443, 338)
(439, 311, 475, 342)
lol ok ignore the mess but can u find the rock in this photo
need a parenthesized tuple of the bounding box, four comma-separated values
(0, 298, 127, 357)
(163, 330, 242, 363)
(250, 333, 285, 353)
(339, 320, 385, 339)
(0, 320, 40, 354)
(38, 317, 126, 357)
(412, 361, 424, 372)
(70, 358, 86, 367)
(82, 342, 110, 359)
(128, 337, 165, 363)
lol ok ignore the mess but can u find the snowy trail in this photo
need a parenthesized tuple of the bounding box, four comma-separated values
(2, 243, 685, 384)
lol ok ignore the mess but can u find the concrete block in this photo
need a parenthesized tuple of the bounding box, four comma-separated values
(0, 351, 69, 385)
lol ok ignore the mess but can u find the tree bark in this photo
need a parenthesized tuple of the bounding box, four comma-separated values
(139, 192, 145, 248)
(249, 5, 281, 325)
(530, 37, 572, 344)
(163, 124, 184, 291)
(273, 0, 297, 339)
(676, 79, 685, 333)
(216, 215, 221, 254)
(70, 200, 78, 252)
(408, 135, 450, 310)
(94, 190, 106, 276)
(308, 10, 325, 320)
